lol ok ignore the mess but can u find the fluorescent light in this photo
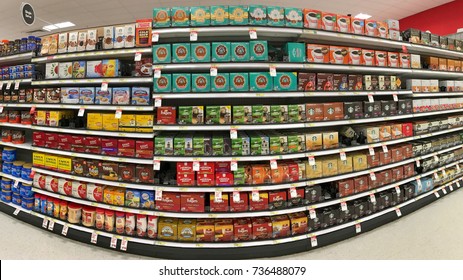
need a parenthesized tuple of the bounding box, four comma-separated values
(55, 21, 75, 28)
(42, 24, 59, 31)
(354, 13, 372, 20)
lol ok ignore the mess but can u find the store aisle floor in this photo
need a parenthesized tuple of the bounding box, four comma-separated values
(1, 189, 463, 260)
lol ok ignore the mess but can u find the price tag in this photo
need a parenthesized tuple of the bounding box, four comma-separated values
(457, 165, 461, 172)
(308, 156, 316, 166)
(232, 192, 240, 203)
(434, 155, 439, 162)
(382, 145, 388, 153)
(457, 181, 461, 188)
(0, 106, 3, 113)
(443, 188, 447, 195)
(29, 170, 36, 178)
(120, 239, 128, 251)
(416, 160, 420, 167)
(355, 223, 362, 234)
(14, 180, 19, 188)
(289, 187, 297, 198)
(370, 172, 376, 181)
(101, 82, 108, 91)
(190, 31, 198, 41)
(269, 66, 277, 77)
(134, 52, 142, 62)
(251, 190, 260, 202)
(78, 107, 85, 117)
(368, 94, 374, 102)
(340, 152, 347, 161)
(270, 160, 278, 170)
(434, 191, 440, 198)
(115, 109, 122, 119)
(0, 82, 3, 89)
(395, 186, 401, 194)
(310, 236, 318, 247)
(369, 147, 375, 156)
(210, 67, 218, 77)
(6, 81, 12, 90)
(402, 45, 408, 53)
(249, 29, 257, 39)
(434, 173, 439, 180)
(450, 185, 454, 191)
(230, 161, 238, 171)
(442, 170, 447, 177)
(62, 224, 69, 236)
(30, 106, 36, 114)
(152, 32, 159, 42)
(393, 94, 398, 102)
(155, 190, 163, 201)
(230, 129, 238, 139)
(369, 194, 376, 203)
(155, 98, 162, 107)
(42, 218, 49, 228)
(309, 209, 316, 219)
(48, 220, 55, 231)
(13, 209, 20, 215)
(396, 208, 402, 217)
(154, 68, 162, 78)
(153, 160, 161, 170)
(110, 236, 117, 248)
(193, 161, 200, 171)
(340, 202, 347, 211)
(14, 80, 20, 90)
(214, 191, 223, 202)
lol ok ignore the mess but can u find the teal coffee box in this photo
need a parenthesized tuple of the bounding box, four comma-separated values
(190, 6, 211, 26)
(211, 73, 230, 92)
(266, 6, 285, 26)
(252, 105, 264, 123)
(250, 40, 268, 61)
(153, 44, 171, 63)
(211, 6, 229, 25)
(172, 43, 190, 63)
(153, 8, 171, 27)
(250, 72, 273, 91)
(231, 42, 250, 62)
(273, 72, 298, 91)
(284, 8, 303, 28)
(172, 73, 191, 92)
(212, 42, 231, 62)
(230, 73, 249, 91)
(192, 73, 211, 92)
(249, 5, 267, 25)
(153, 74, 172, 93)
(191, 43, 211, 62)
(284, 42, 306, 62)
(171, 7, 190, 26)
(229, 5, 249, 25)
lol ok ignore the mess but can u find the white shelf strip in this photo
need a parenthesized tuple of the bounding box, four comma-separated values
(30, 126, 154, 138)
(0, 52, 34, 64)
(0, 172, 32, 184)
(0, 122, 32, 129)
(0, 103, 154, 111)
(31, 47, 152, 63)
(412, 92, 463, 97)
(31, 77, 153, 86)
(0, 141, 33, 150)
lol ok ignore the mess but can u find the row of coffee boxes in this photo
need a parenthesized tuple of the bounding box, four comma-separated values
(407, 79, 463, 92)
(45, 60, 120, 79)
(412, 98, 463, 113)
(403, 29, 462, 51)
(422, 57, 463, 72)
(0, 64, 35, 80)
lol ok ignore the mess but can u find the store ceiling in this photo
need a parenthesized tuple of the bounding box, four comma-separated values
(0, 0, 454, 39)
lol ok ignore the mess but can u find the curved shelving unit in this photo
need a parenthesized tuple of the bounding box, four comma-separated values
(31, 77, 153, 86)
(0, 103, 154, 111)
(0, 78, 32, 85)
(412, 92, 463, 97)
(0, 52, 35, 65)
(30, 126, 154, 138)
(32, 47, 152, 63)
(0, 172, 32, 184)
(0, 141, 33, 150)
(0, 122, 32, 129)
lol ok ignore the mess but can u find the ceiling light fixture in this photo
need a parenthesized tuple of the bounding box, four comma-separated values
(42, 21, 75, 31)
(42, 24, 59, 31)
(354, 13, 372, 20)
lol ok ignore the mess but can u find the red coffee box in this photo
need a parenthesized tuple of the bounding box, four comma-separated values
(136, 165, 154, 183)
(403, 163, 415, 178)
(84, 136, 101, 154)
(402, 123, 413, 137)
(287, 187, 305, 207)
(401, 143, 413, 158)
(101, 138, 118, 155)
(196, 219, 215, 242)
(379, 150, 391, 165)
(288, 212, 308, 235)
(33, 131, 46, 146)
(156, 106, 176, 124)
(58, 142, 72, 151)
(381, 169, 393, 185)
(391, 146, 404, 162)
(252, 217, 273, 240)
(249, 191, 269, 211)
(230, 192, 249, 212)
(285, 161, 300, 182)
(215, 172, 234, 186)
(369, 172, 381, 189)
(177, 172, 195, 186)
(45, 133, 59, 149)
(58, 134, 73, 150)
(215, 162, 231, 172)
(338, 178, 354, 197)
(198, 162, 215, 173)
(181, 192, 205, 213)
(177, 162, 193, 174)
(209, 193, 229, 212)
(135, 140, 154, 159)
(354, 176, 368, 193)
(367, 150, 380, 167)
(268, 190, 287, 210)
(214, 219, 234, 242)
(155, 191, 181, 212)
(233, 218, 252, 241)
(197, 172, 215, 186)
(118, 139, 135, 157)
(271, 214, 291, 238)
(392, 166, 404, 182)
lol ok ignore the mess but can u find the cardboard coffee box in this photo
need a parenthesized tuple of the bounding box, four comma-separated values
(305, 103, 323, 121)
(191, 43, 211, 62)
(306, 161, 323, 179)
(439, 58, 448, 71)
(214, 219, 234, 242)
(250, 72, 273, 91)
(177, 219, 196, 241)
(388, 52, 399, 67)
(171, 43, 190, 63)
(322, 156, 338, 177)
(196, 219, 215, 242)
(329, 45, 349, 64)
(343, 102, 363, 119)
(298, 72, 316, 91)
(230, 73, 249, 92)
(375, 50, 388, 67)
(249, 40, 268, 61)
(251, 217, 272, 240)
(338, 179, 354, 197)
(316, 73, 334, 91)
(323, 103, 343, 120)
(352, 153, 367, 171)
(379, 150, 391, 165)
(322, 131, 339, 149)
(274, 72, 298, 91)
(348, 75, 363, 90)
(367, 150, 380, 168)
(338, 155, 353, 174)
(304, 185, 323, 204)
(354, 176, 368, 193)
(307, 44, 330, 63)
(158, 218, 179, 241)
(351, 17, 365, 34)
(211, 73, 230, 92)
(333, 74, 348, 90)
(403, 28, 420, 43)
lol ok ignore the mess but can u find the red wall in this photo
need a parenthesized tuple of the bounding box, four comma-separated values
(400, 0, 463, 35)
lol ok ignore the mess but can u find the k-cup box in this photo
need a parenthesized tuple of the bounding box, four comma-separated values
(125, 24, 136, 48)
(306, 44, 329, 63)
(399, 53, 410, 68)
(421, 80, 431, 93)
(388, 52, 399, 67)
(103, 26, 114, 49)
(421, 32, 431, 45)
(350, 17, 364, 34)
(389, 29, 401, 41)
(67, 32, 78, 53)
(336, 14, 351, 33)
(86, 29, 97, 51)
(403, 28, 420, 44)
(58, 33, 68, 53)
(114, 26, 126, 49)
(303, 9, 322, 29)
(365, 20, 378, 37)
(376, 21, 388, 38)
(411, 54, 421, 69)
(375, 51, 387, 67)
(386, 19, 400, 30)
(329, 46, 349, 64)
(77, 31, 87, 52)
(321, 12, 336, 31)
(407, 79, 422, 92)
(362, 49, 375, 66)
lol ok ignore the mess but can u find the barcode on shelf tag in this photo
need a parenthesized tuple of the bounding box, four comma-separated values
(134, 52, 142, 62)
(290, 187, 297, 198)
(154, 68, 162, 78)
(14, 80, 20, 90)
(90, 232, 97, 244)
(443, 188, 447, 195)
(190, 31, 198, 41)
(230, 129, 238, 139)
(310, 236, 318, 247)
(154, 98, 162, 107)
(110, 236, 117, 248)
(101, 82, 108, 91)
(355, 223, 361, 234)
(30, 106, 36, 114)
(369, 194, 376, 203)
(6, 82, 12, 90)
(210, 67, 218, 77)
(120, 239, 128, 251)
(13, 208, 20, 216)
(416, 160, 420, 167)
(152, 32, 159, 42)
(393, 94, 398, 102)
(155, 190, 163, 201)
(42, 218, 48, 228)
(309, 209, 316, 219)
(193, 161, 200, 171)
(434, 173, 439, 180)
(62, 224, 69, 236)
(370, 172, 376, 181)
(153, 160, 161, 170)
(395, 186, 401, 194)
(269, 66, 277, 77)
(457, 181, 461, 188)
(340, 152, 347, 161)
(214, 191, 223, 202)
(48, 220, 55, 231)
(308, 156, 316, 166)
(434, 191, 440, 198)
(382, 145, 388, 153)
(341, 202, 347, 211)
(230, 161, 238, 171)
(249, 29, 257, 39)
(115, 109, 122, 119)
(232, 191, 240, 203)
(270, 160, 278, 170)
(396, 208, 402, 217)
(251, 190, 260, 202)
(369, 147, 375, 156)
(368, 94, 374, 102)
(450, 185, 454, 191)
(78, 107, 85, 117)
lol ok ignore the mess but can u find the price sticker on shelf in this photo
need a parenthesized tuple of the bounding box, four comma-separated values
(393, 94, 398, 102)
(269, 66, 277, 77)
(434, 155, 439, 162)
(369, 194, 376, 203)
(310, 236, 318, 247)
(434, 191, 440, 198)
(214, 191, 223, 202)
(134, 52, 142, 62)
(155, 190, 163, 201)
(289, 187, 297, 198)
(30, 105, 36, 114)
(382, 145, 388, 153)
(13, 208, 20, 216)
(230, 129, 238, 139)
(152, 32, 159, 42)
(251, 190, 260, 202)
(42, 218, 48, 228)
(442, 170, 447, 177)
(48, 220, 55, 231)
(396, 208, 402, 217)
(230, 161, 238, 171)
(249, 29, 258, 39)
(443, 188, 447, 195)
(434, 173, 439, 180)
(154, 98, 162, 107)
(5, 81, 11, 90)
(78, 107, 85, 117)
(232, 191, 241, 203)
(154, 68, 162, 78)
(340, 152, 347, 161)
(62, 224, 69, 236)
(0, 106, 2, 114)
(457, 165, 461, 172)
(101, 82, 108, 91)
(450, 185, 454, 192)
(457, 181, 461, 188)
(193, 161, 200, 171)
(369, 147, 375, 156)
(416, 160, 420, 168)
(14, 80, 20, 90)
(368, 94, 374, 102)
(0, 82, 3, 90)
(308, 155, 316, 166)
(270, 159, 278, 170)
(309, 209, 316, 219)
(110, 236, 117, 248)
(14, 180, 19, 188)
(395, 186, 401, 194)
(115, 109, 122, 119)
(370, 172, 376, 181)
(210, 67, 218, 77)
(120, 239, 128, 251)
(153, 160, 161, 171)
(190, 31, 198, 41)
(355, 223, 362, 234)
(340, 201, 347, 211)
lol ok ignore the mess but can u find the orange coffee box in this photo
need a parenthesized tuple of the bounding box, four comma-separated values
(439, 58, 447, 71)
(251, 164, 271, 185)
(379, 124, 392, 141)
(303, 9, 322, 29)
(249, 191, 269, 211)
(354, 176, 368, 193)
(329, 45, 349, 64)
(321, 12, 337, 31)
(336, 14, 351, 33)
(233, 218, 252, 241)
(271, 215, 291, 238)
(306, 103, 324, 121)
(322, 156, 338, 177)
(323, 102, 343, 120)
(306, 44, 330, 63)
(448, 59, 455, 72)
(337, 155, 353, 174)
(196, 219, 215, 242)
(375, 50, 388, 67)
(288, 212, 308, 235)
(388, 52, 399, 67)
(351, 17, 364, 34)
(455, 60, 462, 72)
(425, 56, 439, 70)
(365, 19, 378, 37)
(177, 219, 196, 241)
(305, 161, 323, 179)
(252, 217, 272, 240)
(348, 47, 362, 65)
(214, 219, 234, 242)
(390, 123, 403, 139)
(361, 49, 375, 66)
(271, 165, 285, 184)
(337, 178, 354, 197)
(376, 21, 388, 38)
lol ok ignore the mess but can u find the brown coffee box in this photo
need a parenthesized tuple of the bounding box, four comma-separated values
(352, 153, 367, 171)
(439, 58, 447, 71)
(448, 59, 455, 72)
(323, 102, 343, 120)
(305, 161, 323, 179)
(287, 187, 305, 207)
(379, 150, 391, 165)
(333, 74, 348, 90)
(401, 143, 413, 159)
(196, 219, 215, 242)
(381, 100, 392, 116)
(343, 101, 363, 119)
(298, 72, 316, 91)
(306, 103, 324, 121)
(424, 56, 439, 70)
(381, 169, 393, 185)
(392, 166, 404, 182)
(322, 131, 339, 149)
(367, 150, 380, 168)
(316, 73, 334, 91)
(354, 176, 368, 193)
(337, 156, 353, 174)
(177, 219, 196, 242)
(337, 178, 354, 197)
(403, 163, 415, 177)
(391, 146, 404, 162)
(348, 75, 363, 90)
(455, 60, 462, 72)
(322, 156, 338, 177)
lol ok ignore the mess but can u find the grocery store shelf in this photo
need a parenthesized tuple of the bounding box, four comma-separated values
(31, 77, 153, 86)
(153, 90, 412, 99)
(0, 141, 33, 150)
(408, 44, 463, 60)
(30, 126, 154, 138)
(31, 48, 152, 63)
(0, 78, 32, 85)
(412, 92, 463, 97)
(32, 167, 156, 191)
(0, 172, 32, 184)
(0, 52, 35, 65)
(0, 122, 32, 129)
(0, 103, 153, 111)
(30, 146, 153, 165)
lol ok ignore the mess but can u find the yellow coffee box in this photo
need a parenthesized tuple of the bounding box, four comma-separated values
(322, 155, 338, 177)
(33, 152, 45, 167)
(322, 131, 339, 149)
(305, 160, 323, 179)
(36, 111, 47, 125)
(305, 132, 322, 151)
(337, 155, 353, 174)
(113, 188, 125, 206)
(119, 114, 136, 127)
(57, 156, 72, 173)
(136, 114, 154, 127)
(158, 217, 179, 241)
(44, 154, 58, 170)
(48, 111, 64, 127)
(103, 187, 115, 205)
(102, 113, 119, 131)
(352, 152, 368, 171)
(87, 113, 103, 130)
(178, 219, 196, 241)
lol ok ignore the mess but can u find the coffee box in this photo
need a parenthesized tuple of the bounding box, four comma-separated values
(376, 21, 388, 38)
(317, 73, 334, 91)
(190, 6, 210, 26)
(344, 101, 363, 119)
(338, 155, 353, 174)
(158, 217, 179, 241)
(351, 17, 364, 34)
(267, 6, 285, 26)
(252, 217, 272, 240)
(180, 193, 205, 212)
(400, 53, 411, 68)
(210, 193, 229, 212)
(285, 7, 303, 28)
(211, 73, 230, 92)
(439, 58, 448, 71)
(305, 132, 322, 151)
(249, 5, 267, 25)
(348, 75, 363, 90)
(322, 156, 338, 177)
(306, 44, 329, 63)
(338, 179, 354, 197)
(233, 218, 252, 241)
(303, 9, 321, 29)
(212, 42, 231, 62)
(214, 219, 234, 242)
(211, 6, 229, 25)
(153, 8, 171, 27)
(190, 43, 211, 62)
(156, 106, 176, 124)
(171, 7, 190, 26)
(250, 72, 273, 91)
(323, 102, 343, 120)
(305, 160, 323, 179)
(273, 72, 297, 91)
(330, 45, 349, 64)
(172, 73, 191, 92)
(298, 72, 316, 91)
(321, 12, 336, 31)
(354, 176, 368, 193)
(178, 106, 204, 124)
(196, 219, 215, 242)
(352, 153, 367, 171)
(249, 40, 268, 61)
(231, 42, 250, 62)
(305, 103, 323, 121)
(229, 5, 249, 25)
(387, 52, 399, 67)
(153, 74, 172, 93)
(270, 215, 290, 239)
(333, 74, 348, 90)
(113, 26, 125, 49)
(322, 131, 339, 149)
(230, 193, 249, 212)
(171, 43, 190, 63)
(268, 190, 287, 210)
(230, 73, 249, 91)
(249, 192, 269, 211)
(192, 73, 210, 92)
(284, 42, 305, 62)
(334, 14, 350, 33)
(288, 212, 307, 235)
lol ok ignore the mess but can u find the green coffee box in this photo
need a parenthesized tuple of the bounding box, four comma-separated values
(231, 137, 243, 156)
(172, 73, 191, 92)
(231, 42, 250, 62)
(251, 135, 263, 155)
(270, 105, 281, 123)
(230, 73, 249, 91)
(250, 41, 268, 61)
(284, 8, 303, 28)
(192, 73, 210, 92)
(233, 164, 246, 185)
(172, 43, 190, 63)
(296, 133, 305, 152)
(266, 6, 285, 27)
(279, 136, 288, 153)
(174, 135, 185, 156)
(233, 106, 245, 124)
(211, 6, 229, 25)
(190, 6, 211, 26)
(211, 73, 230, 92)
(252, 105, 264, 123)
(269, 135, 280, 154)
(287, 134, 299, 153)
(249, 5, 267, 25)
(153, 74, 172, 93)
(206, 106, 220, 124)
(193, 135, 205, 156)
(229, 5, 249, 25)
(263, 105, 271, 123)
(284, 42, 306, 62)
(191, 43, 211, 62)
(178, 106, 204, 124)
(212, 42, 231, 62)
(274, 72, 298, 91)
(260, 134, 270, 154)
(153, 8, 171, 27)
(171, 7, 190, 27)
(152, 44, 171, 63)
(212, 133, 224, 156)
(250, 72, 273, 91)
(155, 133, 175, 155)
(288, 104, 300, 123)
